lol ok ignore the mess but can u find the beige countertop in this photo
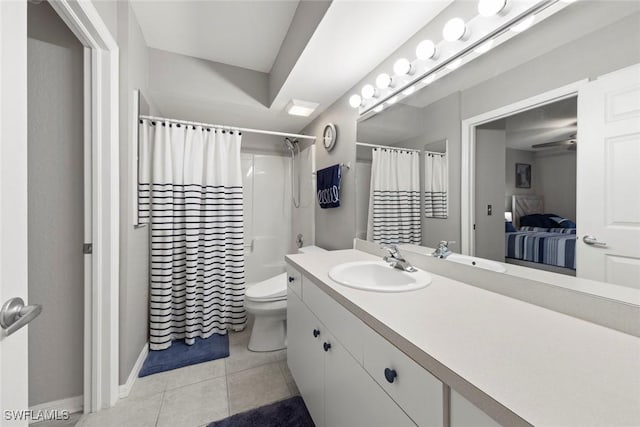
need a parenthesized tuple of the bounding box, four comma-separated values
(286, 249, 640, 427)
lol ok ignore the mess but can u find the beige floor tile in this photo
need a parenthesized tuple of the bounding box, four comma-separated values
(227, 362, 291, 415)
(164, 359, 226, 391)
(127, 371, 170, 399)
(225, 341, 287, 374)
(156, 377, 228, 427)
(77, 393, 163, 427)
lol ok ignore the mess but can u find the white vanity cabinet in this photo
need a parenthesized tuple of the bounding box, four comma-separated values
(450, 390, 501, 427)
(287, 265, 443, 427)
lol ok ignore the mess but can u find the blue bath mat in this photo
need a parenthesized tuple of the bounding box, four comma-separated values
(207, 396, 314, 427)
(139, 334, 229, 377)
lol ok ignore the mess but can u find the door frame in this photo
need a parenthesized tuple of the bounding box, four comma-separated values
(38, 0, 119, 412)
(460, 79, 587, 256)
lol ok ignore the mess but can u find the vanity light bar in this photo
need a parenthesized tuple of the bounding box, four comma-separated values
(349, 0, 573, 115)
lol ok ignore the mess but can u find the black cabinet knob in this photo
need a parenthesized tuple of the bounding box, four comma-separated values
(288, 276, 295, 283)
(313, 329, 320, 338)
(384, 368, 397, 383)
(323, 342, 331, 352)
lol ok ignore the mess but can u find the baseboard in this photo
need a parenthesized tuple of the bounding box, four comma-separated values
(119, 342, 148, 399)
(29, 395, 83, 414)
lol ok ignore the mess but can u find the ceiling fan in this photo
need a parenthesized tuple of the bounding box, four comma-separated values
(531, 134, 577, 151)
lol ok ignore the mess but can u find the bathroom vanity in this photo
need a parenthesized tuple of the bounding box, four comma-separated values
(285, 249, 640, 427)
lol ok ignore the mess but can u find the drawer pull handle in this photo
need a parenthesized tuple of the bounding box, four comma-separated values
(384, 368, 397, 383)
(323, 342, 331, 352)
(313, 329, 320, 338)
(288, 276, 295, 283)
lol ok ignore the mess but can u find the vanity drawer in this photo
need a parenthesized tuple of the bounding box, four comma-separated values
(286, 265, 302, 298)
(363, 327, 444, 427)
(302, 276, 365, 363)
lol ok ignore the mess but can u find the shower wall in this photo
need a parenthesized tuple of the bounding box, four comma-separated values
(242, 152, 294, 284)
(292, 143, 316, 250)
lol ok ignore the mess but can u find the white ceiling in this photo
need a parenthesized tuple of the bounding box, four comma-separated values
(131, 0, 453, 133)
(130, 1, 300, 73)
(481, 96, 578, 151)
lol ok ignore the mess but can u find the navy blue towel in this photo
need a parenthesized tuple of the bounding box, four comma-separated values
(316, 164, 341, 209)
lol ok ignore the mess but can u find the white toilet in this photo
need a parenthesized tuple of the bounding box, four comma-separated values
(244, 245, 326, 352)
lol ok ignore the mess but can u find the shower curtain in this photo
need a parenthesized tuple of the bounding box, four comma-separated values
(424, 153, 448, 218)
(138, 120, 247, 351)
(367, 148, 421, 245)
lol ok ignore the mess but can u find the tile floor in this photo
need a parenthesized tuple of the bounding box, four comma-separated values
(55, 321, 298, 427)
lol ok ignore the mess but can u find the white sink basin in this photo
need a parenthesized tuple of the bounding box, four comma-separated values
(445, 253, 507, 273)
(328, 261, 432, 292)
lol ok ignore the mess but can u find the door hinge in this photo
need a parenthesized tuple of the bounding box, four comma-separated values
(83, 243, 92, 254)
(473, 224, 476, 230)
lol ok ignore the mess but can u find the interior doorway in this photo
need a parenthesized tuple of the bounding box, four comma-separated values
(474, 96, 578, 276)
(27, 1, 86, 419)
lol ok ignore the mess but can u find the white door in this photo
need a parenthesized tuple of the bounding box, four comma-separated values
(577, 64, 640, 289)
(0, 1, 30, 425)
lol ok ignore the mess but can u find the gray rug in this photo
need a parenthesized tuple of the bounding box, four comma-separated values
(208, 396, 314, 427)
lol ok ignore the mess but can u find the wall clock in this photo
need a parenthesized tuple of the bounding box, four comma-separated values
(323, 123, 337, 152)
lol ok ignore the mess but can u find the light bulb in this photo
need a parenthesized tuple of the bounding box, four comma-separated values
(416, 40, 437, 60)
(478, 0, 507, 17)
(474, 39, 494, 54)
(349, 94, 362, 108)
(387, 96, 398, 105)
(511, 15, 535, 32)
(361, 84, 376, 99)
(373, 105, 384, 113)
(446, 58, 462, 70)
(402, 86, 415, 96)
(393, 58, 412, 76)
(376, 73, 392, 89)
(443, 18, 467, 41)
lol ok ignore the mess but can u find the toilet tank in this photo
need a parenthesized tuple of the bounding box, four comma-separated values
(298, 245, 327, 254)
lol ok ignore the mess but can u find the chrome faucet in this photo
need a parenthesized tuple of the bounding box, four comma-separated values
(432, 241, 454, 258)
(383, 245, 417, 272)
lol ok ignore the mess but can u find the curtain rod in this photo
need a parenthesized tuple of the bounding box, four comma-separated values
(424, 150, 446, 156)
(139, 115, 316, 141)
(356, 142, 421, 153)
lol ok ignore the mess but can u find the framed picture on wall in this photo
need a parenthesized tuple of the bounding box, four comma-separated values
(515, 163, 531, 188)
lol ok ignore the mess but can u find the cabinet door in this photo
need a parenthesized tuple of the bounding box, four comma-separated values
(324, 330, 416, 427)
(287, 289, 326, 427)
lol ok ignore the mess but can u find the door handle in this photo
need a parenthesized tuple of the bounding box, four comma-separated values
(0, 297, 42, 336)
(583, 235, 607, 247)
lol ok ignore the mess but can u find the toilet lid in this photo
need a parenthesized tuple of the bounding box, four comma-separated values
(245, 272, 287, 301)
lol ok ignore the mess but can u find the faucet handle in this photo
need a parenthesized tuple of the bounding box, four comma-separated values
(383, 244, 399, 255)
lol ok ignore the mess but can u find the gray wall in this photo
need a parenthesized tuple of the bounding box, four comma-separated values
(302, 99, 358, 250)
(475, 130, 506, 262)
(505, 149, 537, 212)
(536, 151, 577, 220)
(319, 4, 640, 251)
(117, 1, 159, 385)
(27, 2, 84, 406)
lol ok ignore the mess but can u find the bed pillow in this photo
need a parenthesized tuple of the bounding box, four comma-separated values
(519, 214, 558, 228)
(520, 226, 550, 232)
(505, 221, 517, 232)
(545, 214, 576, 229)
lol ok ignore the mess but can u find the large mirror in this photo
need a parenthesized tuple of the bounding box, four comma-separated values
(354, 0, 640, 297)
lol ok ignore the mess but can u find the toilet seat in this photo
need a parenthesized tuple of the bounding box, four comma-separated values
(245, 272, 287, 302)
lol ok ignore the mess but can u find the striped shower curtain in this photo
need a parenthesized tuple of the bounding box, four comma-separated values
(367, 149, 421, 245)
(424, 153, 448, 218)
(138, 119, 247, 351)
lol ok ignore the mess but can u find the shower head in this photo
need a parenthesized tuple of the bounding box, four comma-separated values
(284, 137, 298, 151)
